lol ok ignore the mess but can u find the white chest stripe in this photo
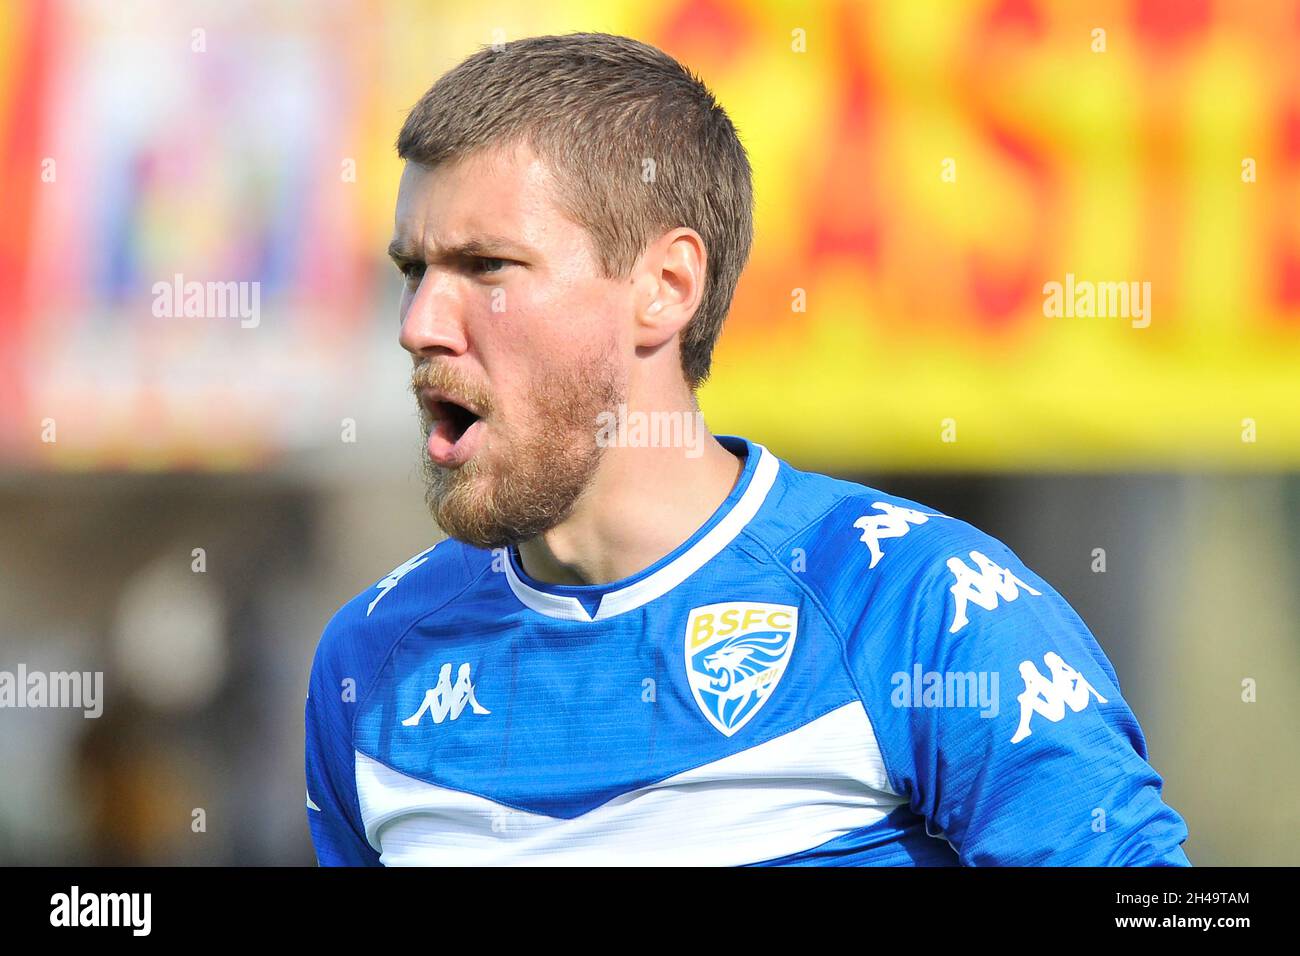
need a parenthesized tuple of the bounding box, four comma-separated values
(355, 700, 903, 865)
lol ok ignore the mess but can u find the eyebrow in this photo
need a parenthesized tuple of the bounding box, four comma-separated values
(387, 235, 533, 265)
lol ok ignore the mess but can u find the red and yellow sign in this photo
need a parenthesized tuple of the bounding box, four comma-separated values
(2, 0, 1296, 470)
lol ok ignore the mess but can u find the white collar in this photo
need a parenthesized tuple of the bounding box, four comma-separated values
(503, 442, 778, 622)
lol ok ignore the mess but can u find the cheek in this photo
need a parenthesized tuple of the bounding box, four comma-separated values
(539, 276, 626, 352)
(474, 273, 626, 409)
(489, 277, 601, 357)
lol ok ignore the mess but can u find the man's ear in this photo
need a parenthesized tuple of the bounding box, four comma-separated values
(633, 228, 706, 350)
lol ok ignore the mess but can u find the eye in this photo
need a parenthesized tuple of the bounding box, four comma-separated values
(471, 257, 507, 275)
(399, 261, 425, 284)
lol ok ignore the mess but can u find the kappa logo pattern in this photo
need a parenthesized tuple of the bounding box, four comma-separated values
(946, 550, 1042, 633)
(684, 602, 797, 737)
(401, 662, 491, 726)
(1011, 651, 1108, 744)
(853, 501, 946, 569)
(368, 545, 436, 616)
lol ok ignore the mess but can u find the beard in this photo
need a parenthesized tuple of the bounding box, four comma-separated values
(414, 342, 625, 550)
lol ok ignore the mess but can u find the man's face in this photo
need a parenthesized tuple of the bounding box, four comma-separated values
(391, 142, 630, 549)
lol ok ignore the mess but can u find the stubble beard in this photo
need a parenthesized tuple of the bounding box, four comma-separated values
(416, 343, 625, 550)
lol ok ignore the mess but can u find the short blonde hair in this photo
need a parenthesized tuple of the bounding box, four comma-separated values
(396, 32, 754, 389)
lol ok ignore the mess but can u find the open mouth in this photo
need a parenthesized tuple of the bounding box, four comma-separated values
(433, 400, 480, 443)
(425, 393, 487, 467)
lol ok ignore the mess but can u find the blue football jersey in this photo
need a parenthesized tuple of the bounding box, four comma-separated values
(305, 435, 1191, 866)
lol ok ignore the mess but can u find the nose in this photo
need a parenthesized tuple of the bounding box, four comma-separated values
(398, 268, 469, 359)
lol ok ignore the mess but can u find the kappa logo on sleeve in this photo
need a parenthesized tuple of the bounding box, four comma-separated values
(945, 550, 1042, 633)
(684, 602, 797, 737)
(1011, 651, 1108, 744)
(368, 544, 437, 616)
(852, 501, 947, 569)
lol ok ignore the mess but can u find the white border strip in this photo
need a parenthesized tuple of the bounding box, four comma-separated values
(502, 443, 778, 622)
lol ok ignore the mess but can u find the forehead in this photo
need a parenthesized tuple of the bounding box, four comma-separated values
(392, 142, 574, 246)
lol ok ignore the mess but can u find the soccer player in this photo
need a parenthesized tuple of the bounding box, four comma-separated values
(305, 33, 1190, 866)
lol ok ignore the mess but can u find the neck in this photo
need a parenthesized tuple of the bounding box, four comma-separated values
(516, 425, 745, 587)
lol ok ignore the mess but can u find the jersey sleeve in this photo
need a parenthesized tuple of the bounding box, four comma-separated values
(305, 615, 382, 867)
(856, 523, 1191, 866)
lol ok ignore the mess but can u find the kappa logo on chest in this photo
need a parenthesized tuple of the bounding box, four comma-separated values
(401, 662, 491, 727)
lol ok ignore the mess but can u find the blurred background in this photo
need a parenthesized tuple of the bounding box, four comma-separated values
(1, 0, 1297, 865)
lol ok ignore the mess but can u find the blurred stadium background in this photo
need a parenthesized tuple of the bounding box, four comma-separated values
(1, 0, 1298, 864)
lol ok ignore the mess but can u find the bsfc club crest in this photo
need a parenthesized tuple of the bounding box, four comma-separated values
(685, 602, 798, 737)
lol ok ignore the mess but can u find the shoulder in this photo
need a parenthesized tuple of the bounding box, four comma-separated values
(748, 457, 1004, 610)
(753, 458, 1095, 671)
(763, 463, 1125, 734)
(309, 537, 494, 691)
